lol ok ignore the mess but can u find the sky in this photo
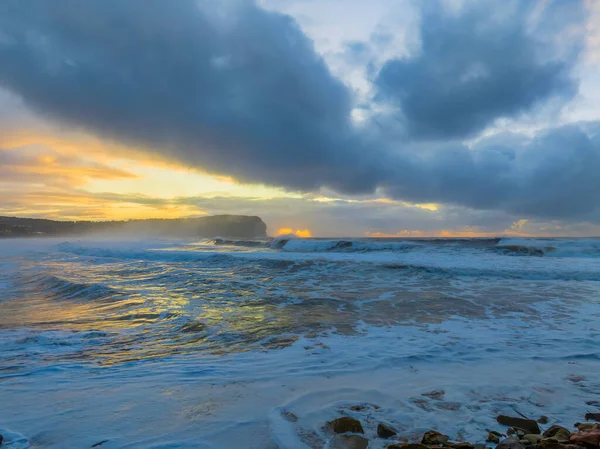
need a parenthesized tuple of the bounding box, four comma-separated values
(1, 0, 600, 237)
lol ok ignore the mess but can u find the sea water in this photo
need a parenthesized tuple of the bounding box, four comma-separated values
(0, 237, 599, 448)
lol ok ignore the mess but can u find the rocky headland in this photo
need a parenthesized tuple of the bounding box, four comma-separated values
(0, 215, 267, 239)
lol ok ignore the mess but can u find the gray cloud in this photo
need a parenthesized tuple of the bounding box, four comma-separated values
(374, 0, 582, 139)
(1, 0, 598, 223)
(382, 124, 600, 220)
(0, 0, 383, 193)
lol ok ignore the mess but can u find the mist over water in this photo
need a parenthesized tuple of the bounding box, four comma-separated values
(1, 237, 599, 448)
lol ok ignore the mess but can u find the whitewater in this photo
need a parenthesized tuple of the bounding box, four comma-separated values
(0, 237, 599, 448)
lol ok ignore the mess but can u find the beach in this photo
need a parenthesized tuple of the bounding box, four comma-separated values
(1, 237, 599, 448)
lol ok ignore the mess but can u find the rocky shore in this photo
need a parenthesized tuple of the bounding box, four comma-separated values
(324, 404, 600, 449)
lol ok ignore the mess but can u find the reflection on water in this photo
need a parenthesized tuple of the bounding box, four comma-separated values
(1, 239, 599, 368)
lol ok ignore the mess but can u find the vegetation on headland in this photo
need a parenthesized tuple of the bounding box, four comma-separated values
(0, 215, 267, 239)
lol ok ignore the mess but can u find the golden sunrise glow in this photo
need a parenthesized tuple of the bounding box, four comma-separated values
(276, 228, 312, 237)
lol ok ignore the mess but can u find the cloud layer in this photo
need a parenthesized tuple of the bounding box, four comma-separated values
(1, 0, 599, 223)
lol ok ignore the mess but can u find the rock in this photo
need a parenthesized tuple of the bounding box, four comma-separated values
(538, 417, 550, 425)
(543, 426, 572, 443)
(0, 434, 3, 445)
(497, 437, 526, 449)
(515, 429, 528, 439)
(436, 402, 462, 411)
(488, 432, 501, 443)
(349, 403, 380, 411)
(448, 442, 474, 449)
(497, 416, 542, 435)
(577, 424, 600, 431)
(378, 424, 398, 439)
(475, 445, 492, 449)
(544, 427, 570, 439)
(388, 445, 429, 449)
(422, 430, 450, 445)
(520, 439, 532, 446)
(523, 435, 543, 445)
(422, 390, 446, 400)
(567, 375, 586, 383)
(570, 430, 600, 447)
(329, 417, 365, 434)
(330, 435, 369, 449)
(585, 413, 600, 422)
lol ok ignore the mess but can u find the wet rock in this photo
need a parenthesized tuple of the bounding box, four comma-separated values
(388, 445, 429, 449)
(497, 416, 542, 435)
(497, 437, 526, 449)
(524, 435, 543, 445)
(539, 439, 567, 449)
(577, 424, 600, 431)
(329, 417, 364, 434)
(330, 434, 369, 449)
(422, 430, 450, 445)
(542, 426, 571, 442)
(538, 417, 550, 425)
(570, 430, 600, 447)
(447, 442, 474, 449)
(378, 423, 398, 439)
(520, 439, 532, 446)
(0, 434, 3, 445)
(422, 390, 446, 400)
(474, 445, 492, 449)
(567, 375, 586, 383)
(515, 429, 528, 439)
(488, 432, 501, 443)
(585, 413, 600, 422)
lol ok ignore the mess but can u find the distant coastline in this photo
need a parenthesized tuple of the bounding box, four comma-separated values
(0, 215, 267, 239)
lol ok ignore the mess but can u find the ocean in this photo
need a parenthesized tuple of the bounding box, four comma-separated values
(0, 237, 599, 448)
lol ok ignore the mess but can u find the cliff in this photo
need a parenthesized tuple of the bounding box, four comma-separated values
(0, 215, 267, 239)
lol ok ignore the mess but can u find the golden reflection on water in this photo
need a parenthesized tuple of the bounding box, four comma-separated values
(2, 253, 594, 367)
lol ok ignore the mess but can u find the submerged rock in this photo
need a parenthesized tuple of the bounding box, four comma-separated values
(422, 430, 450, 445)
(378, 423, 398, 439)
(0, 434, 3, 445)
(584, 413, 600, 422)
(538, 417, 550, 425)
(497, 437, 526, 449)
(422, 390, 446, 400)
(330, 434, 369, 449)
(497, 416, 541, 435)
(329, 417, 365, 434)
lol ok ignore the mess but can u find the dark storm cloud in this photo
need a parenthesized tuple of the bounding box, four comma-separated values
(374, 0, 582, 139)
(0, 0, 383, 193)
(0, 0, 598, 221)
(382, 124, 600, 220)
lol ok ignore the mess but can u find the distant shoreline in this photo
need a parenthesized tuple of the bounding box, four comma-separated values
(0, 215, 267, 239)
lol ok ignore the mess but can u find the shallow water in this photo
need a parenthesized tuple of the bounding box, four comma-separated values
(0, 237, 599, 448)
